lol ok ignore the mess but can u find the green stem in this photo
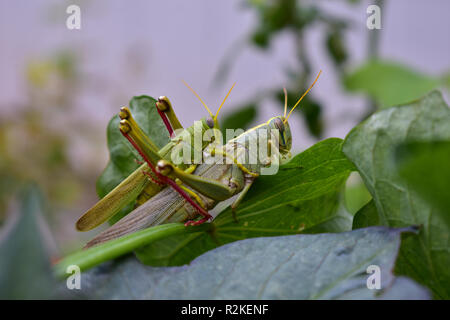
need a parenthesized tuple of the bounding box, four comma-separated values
(53, 223, 209, 279)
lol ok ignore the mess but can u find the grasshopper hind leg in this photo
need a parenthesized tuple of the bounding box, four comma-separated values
(156, 96, 183, 137)
(120, 105, 217, 227)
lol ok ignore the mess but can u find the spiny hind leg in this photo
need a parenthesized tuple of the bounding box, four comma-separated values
(120, 115, 212, 225)
(119, 106, 160, 153)
(155, 162, 214, 225)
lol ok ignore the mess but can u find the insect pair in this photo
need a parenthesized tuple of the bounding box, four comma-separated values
(76, 71, 322, 248)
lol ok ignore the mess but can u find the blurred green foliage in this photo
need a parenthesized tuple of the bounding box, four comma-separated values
(0, 51, 97, 225)
(218, 0, 448, 139)
(0, 186, 57, 299)
(217, 0, 355, 138)
(345, 60, 442, 108)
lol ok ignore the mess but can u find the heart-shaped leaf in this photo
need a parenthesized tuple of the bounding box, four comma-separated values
(96, 95, 170, 222)
(343, 90, 450, 299)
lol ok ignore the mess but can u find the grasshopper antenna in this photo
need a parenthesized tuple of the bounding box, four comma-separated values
(285, 70, 322, 123)
(182, 80, 214, 119)
(214, 82, 236, 121)
(283, 87, 288, 118)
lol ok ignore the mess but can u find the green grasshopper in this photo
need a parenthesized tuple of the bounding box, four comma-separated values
(76, 82, 235, 232)
(79, 71, 322, 248)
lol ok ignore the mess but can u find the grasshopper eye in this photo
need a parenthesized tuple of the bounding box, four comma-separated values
(274, 118, 284, 133)
(206, 118, 214, 128)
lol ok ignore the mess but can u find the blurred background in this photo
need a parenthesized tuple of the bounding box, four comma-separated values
(0, 0, 449, 255)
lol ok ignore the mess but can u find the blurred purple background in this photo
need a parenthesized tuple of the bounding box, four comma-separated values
(1, 0, 449, 250)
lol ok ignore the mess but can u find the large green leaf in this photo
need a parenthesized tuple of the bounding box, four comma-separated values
(343, 90, 450, 299)
(135, 138, 355, 266)
(71, 227, 429, 299)
(96, 95, 170, 221)
(395, 141, 450, 228)
(0, 186, 57, 299)
(344, 61, 440, 109)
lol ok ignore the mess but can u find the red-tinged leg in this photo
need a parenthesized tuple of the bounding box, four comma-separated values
(161, 175, 213, 222)
(156, 107, 174, 137)
(184, 216, 210, 226)
(120, 127, 161, 178)
(134, 159, 144, 165)
(121, 127, 212, 225)
(142, 170, 165, 186)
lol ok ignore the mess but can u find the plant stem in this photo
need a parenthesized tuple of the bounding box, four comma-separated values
(53, 223, 208, 279)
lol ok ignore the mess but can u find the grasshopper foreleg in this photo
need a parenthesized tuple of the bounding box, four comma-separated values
(231, 176, 255, 223)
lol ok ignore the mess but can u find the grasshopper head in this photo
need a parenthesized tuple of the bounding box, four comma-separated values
(267, 116, 292, 156)
(196, 117, 221, 147)
(205, 116, 218, 131)
(275, 70, 322, 157)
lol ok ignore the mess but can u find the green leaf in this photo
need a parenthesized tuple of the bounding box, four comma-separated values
(344, 61, 440, 108)
(352, 200, 379, 229)
(96, 95, 170, 219)
(135, 138, 355, 266)
(71, 227, 429, 299)
(0, 186, 57, 299)
(395, 140, 450, 228)
(220, 104, 257, 134)
(343, 90, 450, 299)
